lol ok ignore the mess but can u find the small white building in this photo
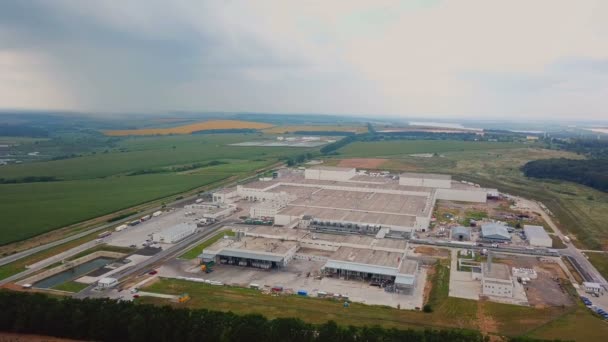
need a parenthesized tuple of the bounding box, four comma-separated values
(152, 223, 197, 244)
(481, 262, 514, 298)
(524, 225, 552, 247)
(97, 277, 118, 289)
(212, 188, 240, 204)
(583, 282, 602, 294)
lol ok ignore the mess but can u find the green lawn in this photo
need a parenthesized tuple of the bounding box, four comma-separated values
(52, 281, 89, 293)
(336, 140, 524, 158)
(0, 174, 226, 244)
(180, 230, 236, 259)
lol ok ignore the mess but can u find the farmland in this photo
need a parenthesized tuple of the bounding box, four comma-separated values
(102, 119, 274, 136)
(0, 134, 317, 245)
(336, 140, 524, 158)
(0, 174, 225, 244)
(262, 125, 367, 134)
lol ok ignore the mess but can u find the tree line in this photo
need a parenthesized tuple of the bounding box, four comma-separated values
(0, 291, 494, 342)
(522, 158, 608, 192)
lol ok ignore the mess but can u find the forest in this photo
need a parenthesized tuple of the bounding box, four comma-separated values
(0, 291, 498, 342)
(522, 158, 608, 192)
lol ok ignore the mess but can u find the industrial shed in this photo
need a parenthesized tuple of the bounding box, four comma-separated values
(200, 235, 298, 269)
(152, 223, 197, 243)
(451, 226, 471, 241)
(322, 247, 418, 289)
(481, 223, 511, 241)
(523, 225, 552, 247)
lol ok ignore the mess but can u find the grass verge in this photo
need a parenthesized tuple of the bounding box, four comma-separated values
(52, 281, 89, 293)
(180, 230, 236, 260)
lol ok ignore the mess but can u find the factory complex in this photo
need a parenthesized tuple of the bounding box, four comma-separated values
(202, 166, 498, 293)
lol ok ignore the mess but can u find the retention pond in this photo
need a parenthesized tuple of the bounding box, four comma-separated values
(34, 257, 115, 289)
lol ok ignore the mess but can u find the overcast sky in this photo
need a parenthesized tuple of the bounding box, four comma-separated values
(1, 0, 607, 120)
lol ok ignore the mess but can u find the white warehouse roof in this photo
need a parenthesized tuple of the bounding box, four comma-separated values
(524, 225, 552, 247)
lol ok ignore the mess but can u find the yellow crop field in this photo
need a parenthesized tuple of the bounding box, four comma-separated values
(103, 120, 274, 136)
(263, 125, 367, 134)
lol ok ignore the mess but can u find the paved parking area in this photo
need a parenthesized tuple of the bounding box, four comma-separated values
(159, 258, 426, 309)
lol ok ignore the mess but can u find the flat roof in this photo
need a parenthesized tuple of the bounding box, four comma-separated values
(204, 236, 297, 256)
(483, 262, 511, 281)
(523, 225, 550, 239)
(308, 166, 355, 172)
(279, 205, 417, 228)
(306, 232, 376, 247)
(400, 172, 452, 180)
(398, 259, 418, 274)
(329, 246, 403, 268)
(244, 226, 309, 240)
(289, 189, 429, 217)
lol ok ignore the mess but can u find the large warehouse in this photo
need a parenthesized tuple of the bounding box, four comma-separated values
(481, 223, 511, 242)
(323, 246, 418, 289)
(152, 223, 197, 243)
(213, 166, 495, 234)
(200, 234, 298, 269)
(523, 225, 552, 247)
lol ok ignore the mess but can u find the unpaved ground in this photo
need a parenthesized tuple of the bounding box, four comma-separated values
(422, 265, 436, 304)
(414, 246, 450, 259)
(477, 299, 499, 334)
(337, 158, 388, 169)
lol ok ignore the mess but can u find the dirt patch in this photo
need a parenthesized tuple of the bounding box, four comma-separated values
(422, 265, 436, 304)
(337, 158, 388, 169)
(477, 300, 499, 334)
(414, 246, 450, 259)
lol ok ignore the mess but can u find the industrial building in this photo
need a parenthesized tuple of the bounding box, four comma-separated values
(152, 223, 197, 243)
(200, 234, 298, 269)
(199, 225, 419, 289)
(523, 225, 552, 247)
(481, 223, 511, 241)
(213, 166, 496, 234)
(185, 203, 235, 220)
(481, 261, 514, 298)
(323, 247, 418, 289)
(451, 226, 471, 241)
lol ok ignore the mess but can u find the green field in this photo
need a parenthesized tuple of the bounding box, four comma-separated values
(336, 140, 524, 158)
(0, 174, 225, 245)
(52, 281, 89, 293)
(0, 134, 314, 245)
(0, 135, 300, 180)
(587, 252, 608, 280)
(180, 230, 236, 260)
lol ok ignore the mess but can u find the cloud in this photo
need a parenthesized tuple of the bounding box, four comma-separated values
(0, 0, 607, 120)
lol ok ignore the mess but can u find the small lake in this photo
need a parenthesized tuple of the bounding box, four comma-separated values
(33, 257, 115, 289)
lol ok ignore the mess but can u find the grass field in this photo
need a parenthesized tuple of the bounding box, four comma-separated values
(180, 230, 235, 259)
(0, 174, 226, 245)
(0, 135, 299, 180)
(586, 252, 608, 280)
(0, 134, 314, 246)
(139, 274, 606, 341)
(52, 281, 89, 293)
(262, 125, 367, 134)
(102, 120, 274, 136)
(336, 140, 524, 158)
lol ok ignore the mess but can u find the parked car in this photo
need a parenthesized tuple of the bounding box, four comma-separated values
(148, 270, 158, 275)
